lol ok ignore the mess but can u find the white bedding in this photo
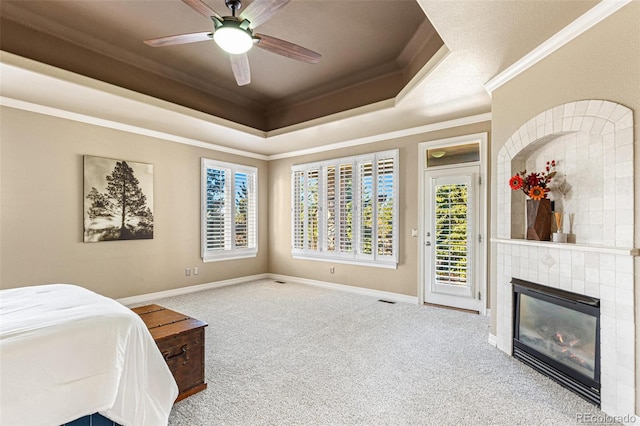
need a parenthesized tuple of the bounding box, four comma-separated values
(0, 284, 178, 426)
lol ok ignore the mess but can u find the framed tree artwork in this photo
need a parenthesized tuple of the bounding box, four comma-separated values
(83, 155, 154, 242)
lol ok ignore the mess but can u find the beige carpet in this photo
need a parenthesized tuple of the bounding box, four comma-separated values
(144, 279, 619, 425)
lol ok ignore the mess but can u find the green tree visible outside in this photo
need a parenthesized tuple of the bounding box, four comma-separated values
(205, 168, 226, 250)
(435, 183, 468, 285)
(360, 163, 373, 255)
(340, 164, 353, 253)
(235, 176, 248, 248)
(295, 158, 394, 259)
(377, 159, 394, 256)
(360, 160, 394, 256)
(307, 172, 319, 250)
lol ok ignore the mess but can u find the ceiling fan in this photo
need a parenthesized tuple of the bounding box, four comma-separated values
(144, 0, 321, 86)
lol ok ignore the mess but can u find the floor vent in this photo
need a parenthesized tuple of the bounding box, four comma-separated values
(274, 280, 286, 284)
(378, 299, 396, 304)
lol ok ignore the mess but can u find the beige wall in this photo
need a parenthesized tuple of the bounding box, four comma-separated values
(489, 1, 639, 410)
(0, 107, 269, 299)
(1, 104, 490, 301)
(268, 121, 490, 297)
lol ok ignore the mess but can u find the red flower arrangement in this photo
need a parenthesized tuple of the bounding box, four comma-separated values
(509, 160, 557, 200)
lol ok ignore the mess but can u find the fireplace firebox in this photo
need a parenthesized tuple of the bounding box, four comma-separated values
(512, 278, 600, 406)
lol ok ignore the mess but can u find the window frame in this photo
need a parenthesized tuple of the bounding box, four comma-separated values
(201, 158, 258, 262)
(291, 149, 399, 269)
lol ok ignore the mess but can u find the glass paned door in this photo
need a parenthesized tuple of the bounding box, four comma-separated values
(425, 166, 480, 311)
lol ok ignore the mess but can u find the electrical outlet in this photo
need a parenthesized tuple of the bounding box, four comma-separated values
(193, 267, 199, 275)
(185, 268, 191, 276)
(330, 266, 335, 274)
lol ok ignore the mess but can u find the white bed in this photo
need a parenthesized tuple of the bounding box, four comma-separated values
(0, 284, 178, 426)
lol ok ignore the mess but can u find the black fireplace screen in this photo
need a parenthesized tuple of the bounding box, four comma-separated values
(512, 278, 600, 405)
(518, 293, 597, 379)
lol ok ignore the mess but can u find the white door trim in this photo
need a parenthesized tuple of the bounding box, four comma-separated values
(417, 133, 488, 315)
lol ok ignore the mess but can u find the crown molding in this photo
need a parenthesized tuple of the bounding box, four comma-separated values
(2, 51, 490, 162)
(484, 0, 632, 94)
(266, 112, 492, 161)
(0, 96, 270, 161)
(2, 94, 490, 163)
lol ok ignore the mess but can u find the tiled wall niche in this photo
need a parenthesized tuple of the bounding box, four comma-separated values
(496, 100, 634, 246)
(514, 129, 634, 246)
(493, 100, 637, 420)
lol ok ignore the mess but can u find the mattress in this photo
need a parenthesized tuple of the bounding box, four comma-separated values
(0, 284, 178, 426)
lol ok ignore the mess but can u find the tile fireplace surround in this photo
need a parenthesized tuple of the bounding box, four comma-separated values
(491, 100, 637, 420)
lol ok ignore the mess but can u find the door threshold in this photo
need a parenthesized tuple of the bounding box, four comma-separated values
(423, 302, 479, 314)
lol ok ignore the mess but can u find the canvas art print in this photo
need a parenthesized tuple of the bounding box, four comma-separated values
(83, 155, 154, 242)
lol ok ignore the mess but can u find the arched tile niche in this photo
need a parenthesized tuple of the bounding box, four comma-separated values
(493, 100, 636, 418)
(497, 100, 634, 246)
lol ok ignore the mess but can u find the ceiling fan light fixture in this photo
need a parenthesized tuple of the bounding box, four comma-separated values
(214, 25, 253, 55)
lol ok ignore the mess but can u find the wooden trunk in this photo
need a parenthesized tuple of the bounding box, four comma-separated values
(526, 198, 551, 241)
(132, 304, 208, 402)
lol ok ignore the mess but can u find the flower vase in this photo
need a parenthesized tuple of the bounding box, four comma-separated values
(526, 199, 551, 241)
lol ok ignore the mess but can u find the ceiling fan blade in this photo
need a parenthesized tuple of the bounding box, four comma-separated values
(239, 0, 290, 29)
(144, 31, 213, 47)
(230, 54, 251, 86)
(254, 33, 321, 64)
(181, 0, 222, 19)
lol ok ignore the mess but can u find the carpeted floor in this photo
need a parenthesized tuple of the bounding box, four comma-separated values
(146, 279, 619, 425)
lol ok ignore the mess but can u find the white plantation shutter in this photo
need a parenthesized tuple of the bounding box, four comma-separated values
(434, 182, 469, 286)
(234, 170, 257, 249)
(202, 159, 258, 261)
(358, 159, 374, 259)
(205, 166, 231, 251)
(292, 170, 305, 250)
(376, 155, 396, 259)
(291, 150, 398, 268)
(307, 169, 320, 251)
(325, 166, 337, 253)
(338, 162, 354, 255)
(291, 168, 320, 255)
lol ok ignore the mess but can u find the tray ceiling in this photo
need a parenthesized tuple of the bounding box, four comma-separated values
(0, 0, 442, 131)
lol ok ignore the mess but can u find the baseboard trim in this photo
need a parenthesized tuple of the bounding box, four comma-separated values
(116, 272, 418, 306)
(116, 273, 269, 305)
(488, 333, 498, 347)
(268, 273, 419, 304)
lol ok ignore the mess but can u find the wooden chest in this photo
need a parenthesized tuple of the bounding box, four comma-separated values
(132, 304, 208, 402)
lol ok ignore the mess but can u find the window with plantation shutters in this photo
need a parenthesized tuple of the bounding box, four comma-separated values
(202, 159, 257, 261)
(376, 157, 395, 260)
(291, 168, 320, 253)
(434, 182, 469, 286)
(291, 150, 398, 268)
